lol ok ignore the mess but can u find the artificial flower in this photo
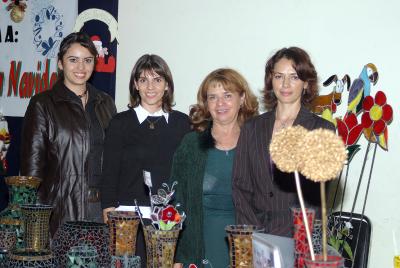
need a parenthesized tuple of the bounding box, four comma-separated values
(159, 205, 179, 224)
(336, 113, 363, 146)
(361, 91, 393, 149)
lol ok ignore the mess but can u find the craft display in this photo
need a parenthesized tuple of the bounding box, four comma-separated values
(312, 220, 324, 255)
(395, 256, 400, 268)
(311, 74, 350, 115)
(292, 207, 315, 268)
(0, 114, 10, 175)
(270, 126, 347, 265)
(6, 0, 28, 23)
(304, 255, 344, 268)
(20, 204, 52, 251)
(66, 245, 98, 268)
(111, 255, 141, 268)
(225, 225, 264, 267)
(143, 225, 180, 268)
(270, 126, 317, 262)
(0, 176, 41, 248)
(107, 211, 140, 257)
(314, 64, 394, 266)
(7, 249, 56, 268)
(0, 248, 8, 267)
(0, 227, 16, 267)
(138, 173, 186, 268)
(0, 227, 16, 251)
(52, 221, 111, 267)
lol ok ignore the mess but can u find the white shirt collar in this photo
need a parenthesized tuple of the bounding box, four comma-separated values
(134, 104, 169, 124)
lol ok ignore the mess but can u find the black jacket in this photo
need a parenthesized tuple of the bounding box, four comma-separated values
(20, 80, 116, 236)
(232, 106, 335, 236)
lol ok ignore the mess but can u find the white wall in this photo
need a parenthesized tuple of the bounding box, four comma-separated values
(117, 1, 400, 266)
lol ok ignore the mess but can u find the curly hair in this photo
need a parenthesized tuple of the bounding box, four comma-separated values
(128, 54, 174, 112)
(190, 68, 259, 132)
(263, 47, 318, 110)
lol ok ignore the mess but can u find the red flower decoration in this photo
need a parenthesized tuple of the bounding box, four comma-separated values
(159, 205, 179, 223)
(336, 113, 363, 146)
(361, 91, 393, 135)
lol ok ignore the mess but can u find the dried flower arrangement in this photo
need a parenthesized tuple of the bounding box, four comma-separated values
(270, 126, 347, 261)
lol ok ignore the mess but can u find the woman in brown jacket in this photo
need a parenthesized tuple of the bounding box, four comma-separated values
(20, 32, 116, 236)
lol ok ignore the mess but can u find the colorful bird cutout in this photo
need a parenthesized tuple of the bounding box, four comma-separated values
(347, 63, 378, 115)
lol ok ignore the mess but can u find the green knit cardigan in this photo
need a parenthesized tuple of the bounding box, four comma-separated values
(170, 130, 211, 265)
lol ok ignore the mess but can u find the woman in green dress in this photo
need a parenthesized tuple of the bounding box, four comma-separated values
(171, 68, 259, 267)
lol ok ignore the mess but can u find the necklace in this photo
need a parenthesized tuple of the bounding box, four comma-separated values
(277, 118, 294, 129)
(274, 110, 296, 133)
(146, 116, 163, 129)
(79, 90, 88, 108)
(77, 90, 88, 98)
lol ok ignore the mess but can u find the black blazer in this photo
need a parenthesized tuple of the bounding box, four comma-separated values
(232, 106, 335, 236)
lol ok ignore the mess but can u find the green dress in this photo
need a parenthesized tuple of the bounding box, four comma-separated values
(203, 148, 235, 268)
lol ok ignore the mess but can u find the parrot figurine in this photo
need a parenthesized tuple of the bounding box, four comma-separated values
(347, 63, 378, 114)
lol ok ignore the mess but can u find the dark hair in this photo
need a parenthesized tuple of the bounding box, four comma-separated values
(128, 54, 174, 112)
(190, 68, 259, 132)
(57, 32, 98, 80)
(263, 47, 318, 110)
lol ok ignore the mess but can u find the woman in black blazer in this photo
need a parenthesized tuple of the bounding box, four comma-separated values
(232, 47, 335, 236)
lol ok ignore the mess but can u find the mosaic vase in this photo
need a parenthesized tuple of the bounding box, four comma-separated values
(0, 249, 9, 268)
(0, 227, 16, 251)
(143, 225, 180, 268)
(0, 176, 41, 249)
(111, 255, 141, 268)
(225, 225, 264, 268)
(312, 219, 324, 255)
(7, 249, 56, 268)
(292, 207, 315, 268)
(52, 221, 110, 267)
(107, 211, 140, 256)
(304, 255, 344, 268)
(0, 227, 16, 266)
(21, 204, 52, 251)
(66, 245, 98, 268)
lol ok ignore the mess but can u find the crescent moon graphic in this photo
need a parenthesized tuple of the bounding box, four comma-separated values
(73, 8, 119, 43)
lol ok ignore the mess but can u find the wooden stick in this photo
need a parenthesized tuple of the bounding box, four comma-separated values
(321, 182, 328, 261)
(294, 170, 315, 260)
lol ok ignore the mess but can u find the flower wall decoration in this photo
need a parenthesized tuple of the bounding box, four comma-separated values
(361, 91, 393, 150)
(313, 63, 394, 266)
(336, 113, 363, 163)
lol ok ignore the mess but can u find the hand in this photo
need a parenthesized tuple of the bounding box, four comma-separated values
(103, 207, 116, 223)
(173, 264, 183, 268)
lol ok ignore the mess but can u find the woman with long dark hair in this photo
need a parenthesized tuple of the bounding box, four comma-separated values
(232, 47, 335, 236)
(20, 32, 116, 236)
